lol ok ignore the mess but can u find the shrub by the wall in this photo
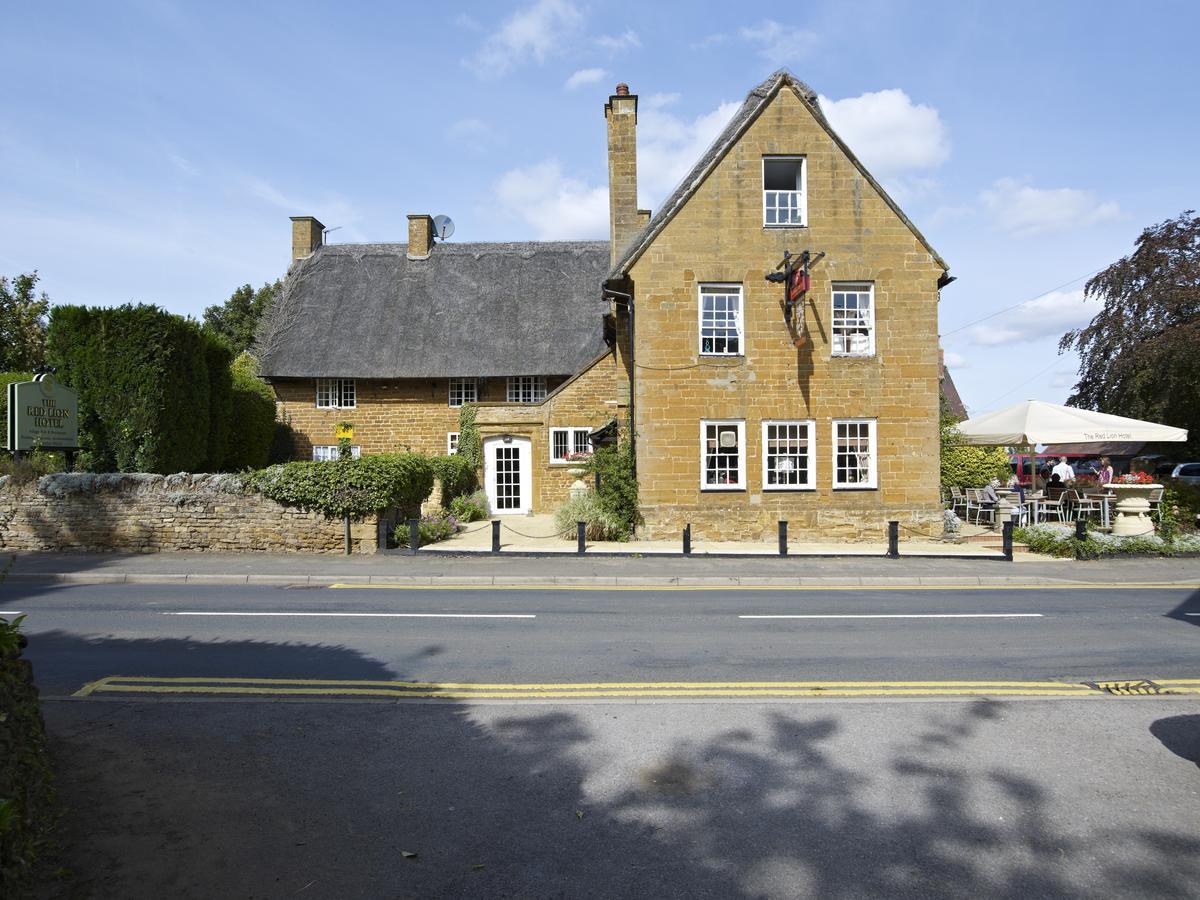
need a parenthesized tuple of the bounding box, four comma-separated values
(0, 608, 56, 894)
(553, 490, 625, 541)
(430, 454, 476, 503)
(247, 453, 433, 518)
(46, 304, 232, 473)
(582, 442, 640, 540)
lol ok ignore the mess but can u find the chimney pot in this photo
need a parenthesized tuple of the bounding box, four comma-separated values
(615, 83, 629, 96)
(290, 216, 325, 261)
(407, 214, 434, 260)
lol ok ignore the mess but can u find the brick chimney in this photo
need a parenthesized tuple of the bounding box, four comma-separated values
(407, 214, 434, 260)
(290, 216, 324, 260)
(605, 83, 640, 265)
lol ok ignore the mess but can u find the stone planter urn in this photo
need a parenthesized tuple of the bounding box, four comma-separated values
(1107, 484, 1158, 536)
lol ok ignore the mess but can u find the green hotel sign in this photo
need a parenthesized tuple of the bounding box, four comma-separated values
(6, 374, 79, 451)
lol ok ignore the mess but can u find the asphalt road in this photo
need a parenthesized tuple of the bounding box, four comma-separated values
(3, 581, 1199, 694)
(6, 581, 1199, 898)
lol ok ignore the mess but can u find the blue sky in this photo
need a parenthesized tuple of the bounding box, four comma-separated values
(3, 1, 1197, 415)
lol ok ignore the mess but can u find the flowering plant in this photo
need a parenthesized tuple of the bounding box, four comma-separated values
(1116, 470, 1155, 484)
(564, 451, 593, 461)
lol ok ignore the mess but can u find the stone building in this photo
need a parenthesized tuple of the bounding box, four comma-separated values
(259, 69, 952, 539)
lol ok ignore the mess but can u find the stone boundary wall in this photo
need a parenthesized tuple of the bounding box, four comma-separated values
(0, 473, 380, 554)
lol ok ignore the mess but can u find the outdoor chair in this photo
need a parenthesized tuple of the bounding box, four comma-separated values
(1058, 489, 1079, 522)
(1074, 492, 1105, 523)
(949, 486, 968, 518)
(965, 488, 996, 526)
(1038, 492, 1067, 523)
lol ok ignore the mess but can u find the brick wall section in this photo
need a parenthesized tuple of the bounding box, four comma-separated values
(274, 376, 568, 460)
(627, 86, 944, 540)
(0, 473, 379, 554)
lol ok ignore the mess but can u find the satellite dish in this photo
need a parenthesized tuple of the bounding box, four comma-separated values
(432, 214, 455, 241)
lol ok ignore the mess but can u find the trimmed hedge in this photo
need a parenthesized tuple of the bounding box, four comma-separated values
(0, 611, 56, 894)
(224, 353, 276, 471)
(246, 453, 434, 518)
(429, 454, 476, 502)
(46, 304, 232, 473)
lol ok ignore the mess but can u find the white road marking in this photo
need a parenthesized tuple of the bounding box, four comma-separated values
(160, 611, 535, 619)
(1185, 613, 1200, 617)
(738, 613, 1044, 620)
(0, 611, 24, 616)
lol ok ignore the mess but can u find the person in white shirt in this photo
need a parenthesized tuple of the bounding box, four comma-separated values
(1051, 457, 1075, 482)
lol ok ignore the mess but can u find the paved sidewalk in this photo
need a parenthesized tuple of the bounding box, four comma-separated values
(4, 549, 1200, 587)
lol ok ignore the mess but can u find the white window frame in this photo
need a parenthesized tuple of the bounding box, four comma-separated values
(549, 427, 593, 463)
(831, 283, 876, 357)
(447, 432, 459, 455)
(506, 375, 547, 403)
(700, 419, 746, 491)
(315, 377, 356, 409)
(312, 444, 361, 461)
(447, 378, 478, 408)
(832, 419, 877, 489)
(761, 420, 816, 491)
(698, 284, 744, 357)
(762, 156, 807, 227)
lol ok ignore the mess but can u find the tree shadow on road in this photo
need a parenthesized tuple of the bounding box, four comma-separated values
(28, 632, 1200, 899)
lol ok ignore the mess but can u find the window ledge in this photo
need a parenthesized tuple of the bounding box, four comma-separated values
(763, 486, 817, 492)
(701, 486, 747, 493)
(763, 224, 808, 230)
(832, 485, 879, 491)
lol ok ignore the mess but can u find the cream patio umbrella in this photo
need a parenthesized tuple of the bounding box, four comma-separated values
(956, 399, 1188, 493)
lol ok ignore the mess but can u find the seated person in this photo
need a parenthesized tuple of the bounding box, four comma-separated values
(1006, 473, 1026, 503)
(1045, 473, 1065, 500)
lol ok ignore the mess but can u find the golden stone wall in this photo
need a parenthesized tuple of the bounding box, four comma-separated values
(625, 86, 944, 540)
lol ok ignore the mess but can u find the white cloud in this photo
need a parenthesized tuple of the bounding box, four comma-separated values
(819, 89, 950, 181)
(493, 159, 608, 239)
(967, 289, 1100, 347)
(637, 97, 741, 204)
(564, 67, 608, 90)
(471, 0, 582, 76)
(943, 351, 969, 369)
(596, 30, 640, 53)
(738, 20, 818, 64)
(980, 178, 1120, 236)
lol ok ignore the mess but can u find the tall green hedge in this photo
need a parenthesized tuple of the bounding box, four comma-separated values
(46, 304, 232, 473)
(246, 453, 434, 518)
(224, 353, 276, 471)
(0, 613, 56, 894)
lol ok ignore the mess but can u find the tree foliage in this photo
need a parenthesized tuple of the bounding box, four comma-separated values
(46, 304, 232, 473)
(939, 395, 1011, 489)
(0, 272, 49, 372)
(1059, 210, 1200, 454)
(203, 281, 280, 357)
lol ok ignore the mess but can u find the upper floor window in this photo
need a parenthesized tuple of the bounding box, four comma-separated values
(699, 284, 743, 356)
(315, 377, 355, 409)
(831, 284, 875, 357)
(448, 378, 478, 407)
(701, 420, 746, 490)
(833, 419, 877, 489)
(507, 375, 546, 403)
(312, 444, 361, 461)
(762, 420, 815, 490)
(763, 156, 806, 227)
(550, 427, 593, 463)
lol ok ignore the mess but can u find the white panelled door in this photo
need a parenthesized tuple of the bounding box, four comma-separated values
(483, 436, 532, 515)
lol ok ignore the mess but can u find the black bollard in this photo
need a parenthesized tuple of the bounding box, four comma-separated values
(683, 523, 691, 556)
(408, 518, 420, 556)
(1002, 520, 1014, 561)
(887, 521, 899, 558)
(1074, 519, 1087, 559)
(778, 520, 788, 556)
(491, 519, 501, 554)
(577, 521, 586, 555)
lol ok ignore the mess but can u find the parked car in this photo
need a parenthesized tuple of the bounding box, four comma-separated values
(1169, 462, 1200, 486)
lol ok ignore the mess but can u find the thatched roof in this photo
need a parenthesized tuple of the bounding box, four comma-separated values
(258, 241, 610, 379)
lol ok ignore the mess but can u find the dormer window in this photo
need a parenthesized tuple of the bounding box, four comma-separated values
(763, 157, 806, 227)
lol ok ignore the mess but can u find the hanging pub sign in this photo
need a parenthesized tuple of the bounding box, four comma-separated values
(6, 373, 80, 452)
(767, 249, 825, 348)
(788, 267, 810, 303)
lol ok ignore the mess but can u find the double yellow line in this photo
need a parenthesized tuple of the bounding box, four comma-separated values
(72, 676, 1200, 701)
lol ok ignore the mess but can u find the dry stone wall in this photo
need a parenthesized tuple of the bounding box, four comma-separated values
(0, 473, 380, 554)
